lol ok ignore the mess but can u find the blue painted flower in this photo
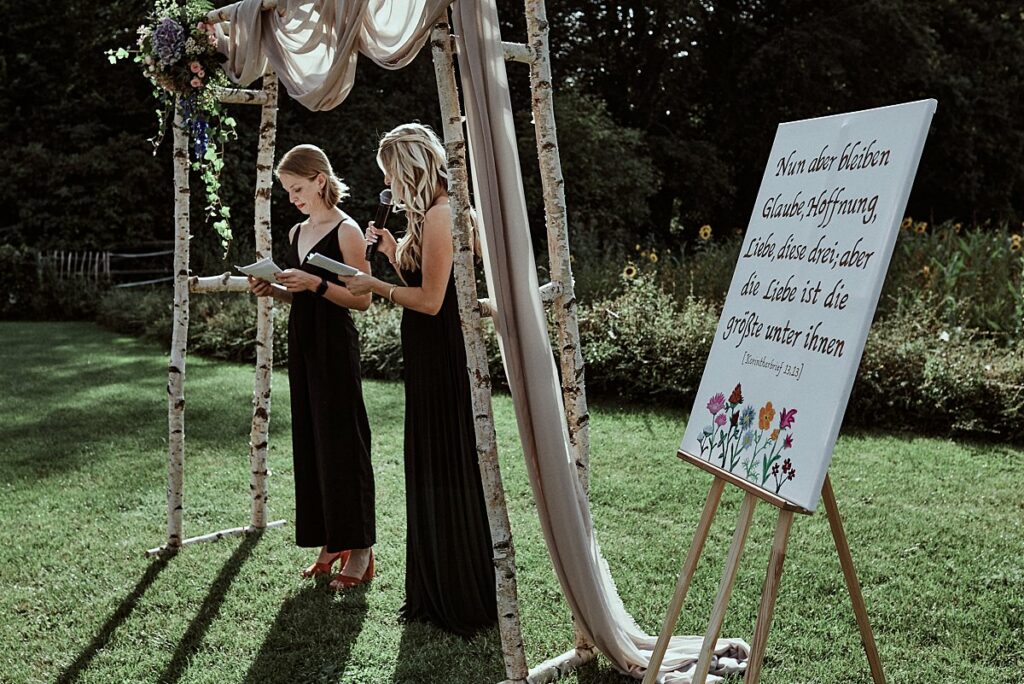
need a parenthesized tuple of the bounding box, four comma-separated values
(702, 424, 714, 437)
(740, 405, 755, 431)
(741, 430, 753, 450)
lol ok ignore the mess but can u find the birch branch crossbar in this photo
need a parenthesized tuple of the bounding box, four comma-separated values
(151, 2, 596, 683)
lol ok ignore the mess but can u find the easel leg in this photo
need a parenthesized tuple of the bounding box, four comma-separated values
(692, 491, 759, 684)
(743, 509, 795, 683)
(822, 475, 887, 684)
(642, 478, 727, 684)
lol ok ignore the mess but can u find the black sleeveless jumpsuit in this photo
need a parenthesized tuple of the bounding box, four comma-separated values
(286, 221, 374, 552)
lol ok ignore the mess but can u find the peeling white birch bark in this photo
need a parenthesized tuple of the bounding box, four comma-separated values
(526, 0, 593, 653)
(249, 71, 278, 528)
(166, 105, 191, 549)
(431, 21, 529, 682)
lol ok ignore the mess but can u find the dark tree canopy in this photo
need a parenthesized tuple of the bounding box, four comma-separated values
(0, 0, 1020, 257)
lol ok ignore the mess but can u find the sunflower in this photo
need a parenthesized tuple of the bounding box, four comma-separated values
(914, 221, 928, 234)
(953, 222, 962, 234)
(649, 252, 658, 264)
(699, 224, 712, 241)
(1011, 234, 1022, 253)
(622, 263, 638, 279)
(901, 217, 913, 230)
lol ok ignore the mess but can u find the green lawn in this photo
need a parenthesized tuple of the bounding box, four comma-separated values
(1, 322, 1021, 684)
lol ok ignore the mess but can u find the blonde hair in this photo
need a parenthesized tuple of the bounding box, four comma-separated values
(276, 144, 349, 207)
(376, 124, 448, 271)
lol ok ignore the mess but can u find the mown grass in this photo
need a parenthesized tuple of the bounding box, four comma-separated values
(0, 322, 1021, 683)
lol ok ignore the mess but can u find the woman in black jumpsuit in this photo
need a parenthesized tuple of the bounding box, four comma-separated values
(248, 144, 376, 590)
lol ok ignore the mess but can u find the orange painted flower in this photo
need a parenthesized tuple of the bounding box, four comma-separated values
(770, 429, 780, 442)
(758, 401, 775, 430)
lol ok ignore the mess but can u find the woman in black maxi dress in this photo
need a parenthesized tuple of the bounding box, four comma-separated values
(343, 124, 497, 636)
(248, 144, 376, 588)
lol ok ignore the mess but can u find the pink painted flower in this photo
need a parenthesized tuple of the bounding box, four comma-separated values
(191, 76, 203, 88)
(197, 68, 205, 78)
(707, 392, 726, 415)
(783, 434, 793, 449)
(715, 413, 727, 427)
(190, 61, 202, 74)
(779, 408, 797, 430)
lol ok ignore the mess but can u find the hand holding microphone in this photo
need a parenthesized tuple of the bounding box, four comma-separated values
(365, 188, 394, 260)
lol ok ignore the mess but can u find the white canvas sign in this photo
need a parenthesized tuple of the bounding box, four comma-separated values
(679, 99, 936, 511)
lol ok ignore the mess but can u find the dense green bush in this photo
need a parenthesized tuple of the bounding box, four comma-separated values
(0, 244, 104, 320)
(880, 222, 1024, 340)
(577, 275, 718, 400)
(89, 271, 1023, 441)
(849, 297, 1024, 438)
(96, 288, 288, 364)
(354, 303, 403, 381)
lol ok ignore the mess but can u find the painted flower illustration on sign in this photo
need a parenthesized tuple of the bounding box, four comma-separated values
(695, 384, 798, 495)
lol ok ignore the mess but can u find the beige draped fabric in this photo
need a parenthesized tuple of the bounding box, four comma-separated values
(215, 0, 449, 109)
(216, 1, 749, 680)
(452, 3, 747, 682)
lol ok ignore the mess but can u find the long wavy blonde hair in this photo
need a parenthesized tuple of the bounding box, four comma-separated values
(376, 124, 448, 272)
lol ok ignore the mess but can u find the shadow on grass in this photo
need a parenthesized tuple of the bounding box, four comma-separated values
(159, 534, 261, 684)
(391, 620, 505, 684)
(55, 555, 170, 684)
(243, 583, 369, 683)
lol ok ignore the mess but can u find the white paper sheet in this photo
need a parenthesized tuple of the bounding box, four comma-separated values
(235, 257, 283, 283)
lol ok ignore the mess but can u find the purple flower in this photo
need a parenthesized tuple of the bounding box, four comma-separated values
(783, 434, 793, 449)
(154, 17, 185, 66)
(730, 411, 739, 428)
(715, 413, 727, 427)
(779, 408, 797, 430)
(707, 392, 726, 415)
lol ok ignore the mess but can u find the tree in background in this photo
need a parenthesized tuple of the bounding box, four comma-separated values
(1, 0, 1020, 255)
(549, 0, 1024, 239)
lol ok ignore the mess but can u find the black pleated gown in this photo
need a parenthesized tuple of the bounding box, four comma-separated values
(398, 267, 497, 637)
(286, 221, 374, 553)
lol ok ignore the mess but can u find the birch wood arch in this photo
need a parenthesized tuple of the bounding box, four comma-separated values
(147, 2, 594, 682)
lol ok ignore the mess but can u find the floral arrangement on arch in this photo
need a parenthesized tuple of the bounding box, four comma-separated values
(696, 383, 799, 495)
(108, 0, 237, 250)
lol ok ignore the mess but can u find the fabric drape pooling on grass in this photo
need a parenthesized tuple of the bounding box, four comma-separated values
(216, 1, 749, 680)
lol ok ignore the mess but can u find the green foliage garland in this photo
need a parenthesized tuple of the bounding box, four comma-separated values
(107, 0, 236, 252)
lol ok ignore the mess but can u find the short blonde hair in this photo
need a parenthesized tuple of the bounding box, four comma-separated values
(276, 144, 349, 207)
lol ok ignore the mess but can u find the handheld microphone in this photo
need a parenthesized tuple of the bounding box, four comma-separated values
(365, 188, 394, 259)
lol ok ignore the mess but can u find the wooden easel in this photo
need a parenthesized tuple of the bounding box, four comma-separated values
(642, 451, 886, 684)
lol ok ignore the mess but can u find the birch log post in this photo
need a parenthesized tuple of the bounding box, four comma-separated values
(166, 105, 192, 550)
(526, 0, 594, 653)
(248, 71, 278, 528)
(525, 0, 591, 494)
(430, 22, 529, 682)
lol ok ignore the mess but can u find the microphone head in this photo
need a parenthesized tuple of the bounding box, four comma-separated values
(379, 188, 393, 206)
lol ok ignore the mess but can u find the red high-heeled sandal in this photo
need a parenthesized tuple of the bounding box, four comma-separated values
(301, 549, 350, 579)
(329, 550, 375, 591)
